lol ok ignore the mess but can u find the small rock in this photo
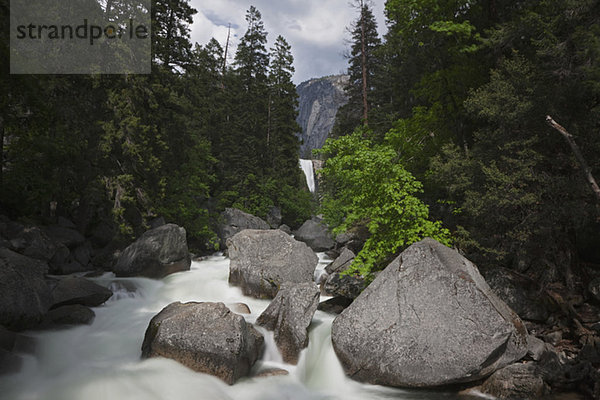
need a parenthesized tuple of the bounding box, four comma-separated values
(588, 278, 600, 303)
(256, 283, 320, 364)
(14, 227, 56, 262)
(44, 225, 85, 248)
(278, 224, 292, 235)
(57, 217, 77, 229)
(317, 297, 353, 314)
(527, 335, 548, 361)
(544, 331, 563, 346)
(72, 242, 92, 268)
(51, 277, 113, 308)
(217, 208, 270, 248)
(325, 248, 355, 275)
(293, 219, 334, 252)
(323, 272, 366, 300)
(480, 362, 550, 400)
(254, 368, 290, 378)
(229, 303, 251, 314)
(266, 206, 282, 229)
(46, 305, 95, 325)
(149, 217, 166, 230)
(49, 244, 70, 274)
(113, 224, 191, 279)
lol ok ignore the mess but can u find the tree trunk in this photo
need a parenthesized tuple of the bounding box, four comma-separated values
(360, 2, 369, 126)
(223, 23, 231, 76)
(546, 115, 600, 203)
(0, 116, 3, 190)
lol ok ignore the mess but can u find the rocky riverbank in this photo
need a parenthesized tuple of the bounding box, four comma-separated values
(1, 209, 599, 399)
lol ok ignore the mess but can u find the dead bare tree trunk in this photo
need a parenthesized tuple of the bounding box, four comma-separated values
(546, 115, 600, 203)
(222, 23, 231, 76)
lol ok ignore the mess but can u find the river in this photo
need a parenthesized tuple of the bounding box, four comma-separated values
(0, 254, 474, 400)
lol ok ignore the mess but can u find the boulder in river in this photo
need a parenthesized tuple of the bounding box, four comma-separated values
(0, 249, 51, 331)
(113, 224, 191, 279)
(50, 277, 113, 308)
(218, 208, 270, 248)
(141, 302, 264, 385)
(228, 229, 318, 298)
(256, 282, 320, 364)
(331, 238, 528, 388)
(46, 304, 96, 326)
(293, 219, 334, 252)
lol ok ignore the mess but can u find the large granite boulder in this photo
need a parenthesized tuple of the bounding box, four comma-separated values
(50, 277, 113, 308)
(141, 302, 264, 385)
(332, 238, 528, 388)
(293, 219, 334, 252)
(0, 249, 51, 331)
(256, 282, 320, 364)
(113, 224, 191, 279)
(218, 208, 270, 247)
(228, 229, 318, 298)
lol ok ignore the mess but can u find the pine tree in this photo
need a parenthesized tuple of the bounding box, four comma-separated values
(152, 0, 197, 69)
(267, 36, 300, 180)
(333, 1, 381, 136)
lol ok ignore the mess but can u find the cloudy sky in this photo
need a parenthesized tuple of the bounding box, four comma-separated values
(188, 0, 387, 84)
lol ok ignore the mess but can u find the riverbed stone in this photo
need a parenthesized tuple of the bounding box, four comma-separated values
(331, 238, 528, 388)
(50, 277, 113, 308)
(479, 362, 550, 399)
(322, 247, 367, 299)
(256, 282, 320, 364)
(0, 249, 51, 331)
(227, 229, 318, 298)
(218, 208, 270, 248)
(141, 302, 264, 385)
(113, 224, 191, 279)
(46, 304, 95, 326)
(293, 219, 334, 252)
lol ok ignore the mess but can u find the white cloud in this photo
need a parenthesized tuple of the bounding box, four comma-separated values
(188, 0, 386, 83)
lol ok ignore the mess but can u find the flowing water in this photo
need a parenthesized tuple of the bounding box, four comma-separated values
(299, 159, 316, 193)
(0, 254, 472, 400)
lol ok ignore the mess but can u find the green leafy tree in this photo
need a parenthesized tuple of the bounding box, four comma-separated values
(319, 128, 451, 277)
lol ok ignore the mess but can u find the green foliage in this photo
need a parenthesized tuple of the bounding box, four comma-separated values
(318, 128, 451, 276)
(328, 0, 600, 285)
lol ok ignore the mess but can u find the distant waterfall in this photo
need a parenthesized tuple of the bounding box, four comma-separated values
(299, 159, 316, 193)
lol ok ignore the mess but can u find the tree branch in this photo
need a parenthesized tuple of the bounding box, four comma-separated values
(546, 115, 600, 203)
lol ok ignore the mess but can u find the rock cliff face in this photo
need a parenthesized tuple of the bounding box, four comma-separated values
(296, 75, 348, 158)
